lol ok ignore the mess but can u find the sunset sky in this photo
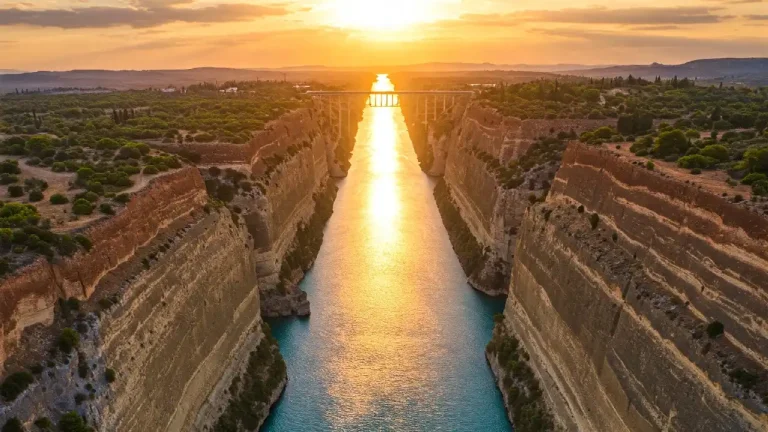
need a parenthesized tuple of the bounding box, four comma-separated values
(0, 0, 767, 71)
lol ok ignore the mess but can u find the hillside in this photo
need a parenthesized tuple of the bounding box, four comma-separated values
(568, 58, 768, 85)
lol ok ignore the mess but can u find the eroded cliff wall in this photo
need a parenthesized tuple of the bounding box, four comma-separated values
(497, 142, 768, 431)
(407, 100, 615, 295)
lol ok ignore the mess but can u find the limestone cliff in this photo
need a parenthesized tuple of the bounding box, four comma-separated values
(494, 142, 768, 431)
(405, 100, 615, 295)
(203, 103, 363, 317)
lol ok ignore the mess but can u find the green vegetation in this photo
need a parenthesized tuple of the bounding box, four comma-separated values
(0, 371, 34, 401)
(0, 202, 90, 275)
(276, 185, 337, 294)
(58, 412, 93, 432)
(433, 179, 486, 278)
(58, 328, 80, 354)
(487, 323, 554, 432)
(212, 324, 287, 432)
(706, 321, 725, 338)
(33, 417, 52, 429)
(105, 368, 117, 384)
(1, 418, 23, 432)
(0, 82, 307, 145)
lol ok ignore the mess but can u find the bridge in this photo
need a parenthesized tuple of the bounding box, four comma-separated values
(307, 90, 474, 139)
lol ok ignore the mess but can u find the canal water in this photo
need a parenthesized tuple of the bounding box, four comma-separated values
(264, 75, 510, 431)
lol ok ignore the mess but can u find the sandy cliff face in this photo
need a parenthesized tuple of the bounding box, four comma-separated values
(498, 143, 768, 431)
(407, 100, 615, 295)
(0, 167, 207, 370)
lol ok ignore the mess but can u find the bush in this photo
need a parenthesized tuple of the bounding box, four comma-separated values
(752, 180, 768, 196)
(0, 174, 18, 185)
(0, 372, 34, 401)
(99, 203, 115, 215)
(1, 418, 23, 432)
(577, 205, 585, 213)
(143, 165, 159, 175)
(7, 185, 23, 198)
(589, 213, 600, 230)
(33, 417, 52, 429)
(677, 154, 718, 169)
(72, 199, 93, 215)
(654, 129, 689, 157)
(58, 412, 93, 432)
(58, 328, 80, 353)
(645, 161, 655, 171)
(28, 190, 44, 202)
(741, 173, 768, 185)
(105, 368, 117, 383)
(50, 193, 69, 205)
(74, 235, 92, 251)
(706, 321, 725, 338)
(699, 144, 729, 162)
(114, 193, 131, 204)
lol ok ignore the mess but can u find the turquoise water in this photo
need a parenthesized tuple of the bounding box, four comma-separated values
(264, 76, 510, 431)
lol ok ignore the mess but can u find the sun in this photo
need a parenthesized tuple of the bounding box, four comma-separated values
(330, 0, 435, 32)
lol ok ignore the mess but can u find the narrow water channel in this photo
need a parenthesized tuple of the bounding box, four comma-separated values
(264, 75, 510, 431)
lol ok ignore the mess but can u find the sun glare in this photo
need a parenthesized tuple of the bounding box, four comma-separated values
(331, 0, 435, 32)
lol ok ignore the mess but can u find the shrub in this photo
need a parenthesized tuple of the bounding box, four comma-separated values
(105, 368, 117, 383)
(34, 417, 52, 429)
(741, 173, 768, 185)
(645, 161, 655, 171)
(208, 166, 221, 177)
(72, 199, 93, 216)
(58, 411, 93, 432)
(7, 185, 23, 198)
(99, 203, 115, 215)
(143, 165, 159, 175)
(26, 157, 41, 166)
(654, 129, 689, 157)
(0, 174, 18, 185)
(58, 328, 80, 353)
(677, 154, 718, 169)
(74, 235, 92, 251)
(0, 372, 34, 401)
(706, 321, 724, 338)
(577, 205, 585, 213)
(752, 180, 768, 196)
(114, 193, 131, 204)
(1, 418, 23, 432)
(28, 190, 44, 202)
(50, 193, 69, 205)
(733, 194, 744, 203)
(699, 144, 729, 162)
(691, 168, 702, 175)
(589, 213, 600, 230)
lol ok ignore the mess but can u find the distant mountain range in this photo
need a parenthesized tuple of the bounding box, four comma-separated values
(564, 58, 768, 84)
(1, 58, 766, 92)
(0, 70, 22, 75)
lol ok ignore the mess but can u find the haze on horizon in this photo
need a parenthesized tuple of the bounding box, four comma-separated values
(0, 0, 767, 71)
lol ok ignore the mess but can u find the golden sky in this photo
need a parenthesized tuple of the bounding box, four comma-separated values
(0, 0, 766, 71)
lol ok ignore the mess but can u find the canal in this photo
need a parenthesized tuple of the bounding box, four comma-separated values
(264, 75, 510, 431)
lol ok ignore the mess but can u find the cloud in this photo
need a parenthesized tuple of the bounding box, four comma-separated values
(630, 25, 682, 31)
(745, 14, 768, 19)
(461, 6, 729, 26)
(0, 3, 289, 28)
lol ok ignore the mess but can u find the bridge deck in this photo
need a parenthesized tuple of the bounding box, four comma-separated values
(307, 91, 474, 95)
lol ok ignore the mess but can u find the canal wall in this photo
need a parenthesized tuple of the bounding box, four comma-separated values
(501, 143, 767, 431)
(0, 101, 364, 429)
(403, 100, 615, 295)
(412, 101, 768, 430)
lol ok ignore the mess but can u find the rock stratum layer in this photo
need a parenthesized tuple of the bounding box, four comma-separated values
(492, 142, 768, 431)
(417, 99, 767, 430)
(404, 100, 614, 295)
(0, 101, 362, 429)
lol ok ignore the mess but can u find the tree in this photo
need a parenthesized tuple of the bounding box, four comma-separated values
(699, 145, 729, 162)
(654, 129, 689, 157)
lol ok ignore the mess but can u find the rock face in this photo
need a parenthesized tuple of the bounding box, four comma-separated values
(498, 143, 768, 431)
(0, 167, 207, 370)
(0, 102, 363, 428)
(404, 100, 615, 295)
